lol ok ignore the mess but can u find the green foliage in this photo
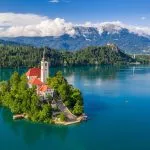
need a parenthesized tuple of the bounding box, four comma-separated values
(73, 101, 83, 116)
(0, 45, 135, 68)
(59, 113, 66, 122)
(38, 104, 52, 123)
(47, 71, 84, 116)
(135, 55, 150, 64)
(0, 72, 52, 123)
(46, 94, 53, 101)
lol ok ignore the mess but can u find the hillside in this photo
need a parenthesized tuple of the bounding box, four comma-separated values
(0, 39, 21, 46)
(0, 44, 135, 68)
(1, 25, 150, 54)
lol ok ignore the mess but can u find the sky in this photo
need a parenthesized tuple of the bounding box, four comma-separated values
(0, 0, 149, 25)
(0, 0, 149, 37)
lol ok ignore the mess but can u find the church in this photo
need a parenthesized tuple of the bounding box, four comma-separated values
(26, 51, 54, 100)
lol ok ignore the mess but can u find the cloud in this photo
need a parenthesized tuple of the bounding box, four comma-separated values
(141, 17, 146, 20)
(0, 13, 75, 37)
(49, 0, 71, 3)
(0, 13, 150, 37)
(79, 21, 123, 34)
(0, 13, 47, 26)
(49, 0, 59, 3)
(79, 21, 150, 37)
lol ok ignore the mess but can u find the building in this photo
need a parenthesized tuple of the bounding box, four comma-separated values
(26, 50, 54, 100)
(39, 84, 54, 98)
(41, 51, 49, 83)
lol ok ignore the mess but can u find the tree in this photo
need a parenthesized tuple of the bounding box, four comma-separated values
(10, 72, 20, 87)
(19, 74, 28, 90)
(59, 113, 66, 122)
(58, 83, 70, 101)
(39, 104, 52, 123)
(0, 81, 8, 95)
(46, 94, 53, 102)
(73, 101, 83, 116)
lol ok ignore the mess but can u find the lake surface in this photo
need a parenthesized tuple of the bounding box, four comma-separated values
(1, 65, 150, 150)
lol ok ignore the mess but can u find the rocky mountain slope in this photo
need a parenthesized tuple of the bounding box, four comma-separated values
(1, 23, 150, 54)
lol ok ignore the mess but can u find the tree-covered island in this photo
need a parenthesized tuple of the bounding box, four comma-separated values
(0, 52, 84, 125)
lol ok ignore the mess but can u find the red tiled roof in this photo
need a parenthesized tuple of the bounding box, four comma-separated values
(39, 85, 50, 92)
(29, 77, 43, 86)
(26, 68, 41, 77)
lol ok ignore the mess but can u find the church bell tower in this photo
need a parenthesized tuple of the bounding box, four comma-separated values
(41, 49, 49, 83)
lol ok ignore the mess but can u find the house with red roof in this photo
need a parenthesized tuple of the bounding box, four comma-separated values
(26, 68, 41, 80)
(28, 77, 43, 89)
(26, 51, 54, 100)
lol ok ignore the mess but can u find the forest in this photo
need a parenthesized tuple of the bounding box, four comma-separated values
(0, 44, 135, 68)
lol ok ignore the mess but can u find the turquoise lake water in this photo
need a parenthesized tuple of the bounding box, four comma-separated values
(1, 65, 150, 150)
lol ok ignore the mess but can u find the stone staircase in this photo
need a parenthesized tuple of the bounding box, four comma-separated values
(57, 100, 77, 121)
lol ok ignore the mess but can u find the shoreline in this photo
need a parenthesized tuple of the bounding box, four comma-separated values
(13, 114, 87, 126)
(53, 116, 85, 126)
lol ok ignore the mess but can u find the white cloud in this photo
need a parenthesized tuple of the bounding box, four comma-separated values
(0, 13, 150, 37)
(141, 17, 146, 20)
(49, 0, 70, 3)
(79, 21, 150, 37)
(49, 0, 59, 3)
(0, 13, 75, 37)
(0, 13, 47, 26)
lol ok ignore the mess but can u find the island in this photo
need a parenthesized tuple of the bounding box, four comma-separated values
(0, 51, 85, 125)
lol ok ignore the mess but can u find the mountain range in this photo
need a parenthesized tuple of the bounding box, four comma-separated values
(1, 23, 150, 54)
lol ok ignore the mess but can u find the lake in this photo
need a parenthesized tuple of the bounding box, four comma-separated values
(1, 65, 150, 150)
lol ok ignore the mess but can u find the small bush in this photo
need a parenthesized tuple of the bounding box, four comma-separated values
(59, 113, 66, 122)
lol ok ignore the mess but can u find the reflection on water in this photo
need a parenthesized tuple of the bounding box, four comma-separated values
(53, 65, 150, 83)
(56, 65, 121, 80)
(1, 65, 150, 82)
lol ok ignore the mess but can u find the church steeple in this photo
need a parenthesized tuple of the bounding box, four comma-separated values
(41, 49, 49, 83)
(42, 48, 46, 61)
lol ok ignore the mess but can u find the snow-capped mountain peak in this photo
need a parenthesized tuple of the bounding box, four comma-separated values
(77, 21, 150, 38)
